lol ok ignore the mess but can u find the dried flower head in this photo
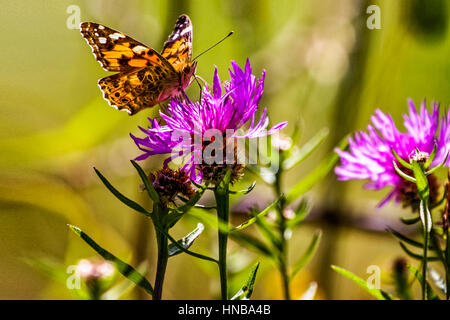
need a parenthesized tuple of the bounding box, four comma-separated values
(148, 167, 196, 204)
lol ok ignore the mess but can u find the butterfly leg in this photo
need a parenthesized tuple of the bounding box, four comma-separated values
(193, 74, 206, 101)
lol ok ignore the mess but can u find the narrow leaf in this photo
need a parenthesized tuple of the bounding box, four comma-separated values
(399, 242, 439, 261)
(232, 197, 280, 232)
(401, 216, 420, 225)
(101, 261, 148, 300)
(391, 148, 412, 169)
(407, 264, 440, 300)
(188, 208, 274, 257)
(388, 228, 433, 250)
(286, 199, 310, 229)
(168, 223, 205, 257)
(130, 160, 160, 204)
(230, 181, 256, 195)
(331, 265, 392, 300)
(411, 162, 429, 201)
(94, 168, 150, 217)
(231, 262, 260, 300)
(286, 137, 348, 204)
(393, 161, 416, 183)
(283, 128, 329, 170)
(424, 144, 437, 169)
(68, 225, 154, 296)
(291, 230, 322, 279)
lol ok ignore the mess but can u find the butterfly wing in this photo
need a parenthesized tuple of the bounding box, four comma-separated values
(161, 14, 193, 73)
(81, 22, 180, 114)
(98, 65, 180, 115)
(80, 22, 173, 72)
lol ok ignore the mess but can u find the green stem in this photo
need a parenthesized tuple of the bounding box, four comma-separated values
(446, 225, 450, 300)
(411, 161, 431, 300)
(152, 205, 169, 300)
(275, 170, 291, 300)
(422, 210, 429, 300)
(214, 183, 230, 300)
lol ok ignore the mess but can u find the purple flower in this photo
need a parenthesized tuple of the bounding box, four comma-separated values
(131, 59, 288, 182)
(335, 99, 450, 207)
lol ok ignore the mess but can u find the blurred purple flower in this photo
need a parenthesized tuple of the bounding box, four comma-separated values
(335, 99, 450, 207)
(131, 59, 287, 181)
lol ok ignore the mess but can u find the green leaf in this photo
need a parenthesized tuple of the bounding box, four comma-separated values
(231, 262, 260, 300)
(424, 144, 437, 169)
(188, 208, 274, 257)
(218, 169, 232, 190)
(101, 261, 148, 300)
(407, 264, 440, 300)
(286, 199, 310, 229)
(164, 184, 207, 228)
(290, 230, 322, 279)
(168, 223, 205, 257)
(425, 151, 449, 175)
(94, 167, 151, 217)
(393, 161, 416, 183)
(68, 225, 154, 296)
(230, 181, 256, 195)
(391, 148, 412, 169)
(286, 137, 348, 204)
(399, 242, 439, 261)
(231, 232, 274, 257)
(411, 162, 429, 201)
(331, 265, 392, 300)
(254, 214, 282, 251)
(130, 160, 160, 204)
(401, 215, 420, 225)
(177, 184, 207, 213)
(388, 228, 433, 250)
(282, 127, 329, 171)
(231, 197, 280, 232)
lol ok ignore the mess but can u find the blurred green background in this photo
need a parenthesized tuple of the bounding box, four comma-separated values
(1, 0, 450, 299)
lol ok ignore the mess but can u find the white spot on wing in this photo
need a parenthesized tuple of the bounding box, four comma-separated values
(132, 45, 147, 54)
(180, 26, 192, 36)
(110, 33, 125, 40)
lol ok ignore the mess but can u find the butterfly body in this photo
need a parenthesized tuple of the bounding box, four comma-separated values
(80, 14, 195, 115)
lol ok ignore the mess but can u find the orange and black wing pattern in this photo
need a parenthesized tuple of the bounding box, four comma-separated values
(161, 14, 193, 73)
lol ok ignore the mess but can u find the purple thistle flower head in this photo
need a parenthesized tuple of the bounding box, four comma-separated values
(131, 59, 288, 183)
(335, 99, 450, 208)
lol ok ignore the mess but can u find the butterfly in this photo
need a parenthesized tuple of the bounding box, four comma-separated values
(80, 14, 197, 115)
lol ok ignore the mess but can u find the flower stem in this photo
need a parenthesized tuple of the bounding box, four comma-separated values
(446, 227, 450, 300)
(214, 182, 230, 300)
(411, 161, 431, 300)
(422, 213, 429, 300)
(152, 205, 169, 300)
(275, 170, 291, 300)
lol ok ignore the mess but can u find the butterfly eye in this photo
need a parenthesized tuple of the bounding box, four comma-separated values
(184, 66, 191, 73)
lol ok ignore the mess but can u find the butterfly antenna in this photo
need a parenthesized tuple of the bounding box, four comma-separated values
(192, 31, 234, 61)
